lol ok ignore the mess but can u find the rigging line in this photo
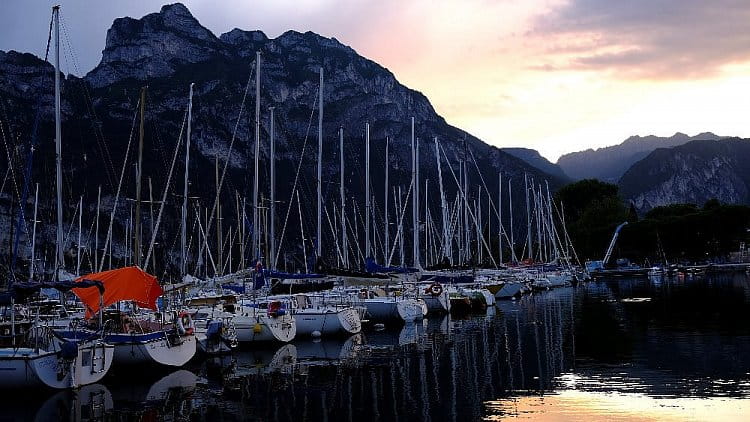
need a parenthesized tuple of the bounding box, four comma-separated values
(550, 196, 579, 267)
(160, 219, 183, 282)
(184, 212, 199, 275)
(438, 143, 497, 268)
(468, 147, 512, 242)
(199, 63, 255, 262)
(193, 201, 216, 274)
(387, 180, 413, 265)
(43, 12, 53, 61)
(59, 16, 116, 188)
(324, 203, 343, 264)
(349, 198, 366, 264)
(467, 147, 516, 252)
(0, 166, 10, 197)
(62, 200, 79, 256)
(98, 99, 140, 272)
(0, 118, 21, 208)
(274, 88, 320, 268)
(144, 107, 188, 268)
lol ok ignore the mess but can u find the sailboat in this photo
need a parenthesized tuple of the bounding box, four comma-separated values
(63, 267, 196, 367)
(0, 6, 116, 389)
(260, 293, 362, 337)
(0, 280, 113, 389)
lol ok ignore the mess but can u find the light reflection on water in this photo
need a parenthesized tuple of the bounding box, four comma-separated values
(485, 391, 750, 421)
(3, 273, 750, 421)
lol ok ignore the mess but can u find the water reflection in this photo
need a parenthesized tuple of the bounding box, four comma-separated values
(107, 369, 197, 419)
(2, 274, 750, 420)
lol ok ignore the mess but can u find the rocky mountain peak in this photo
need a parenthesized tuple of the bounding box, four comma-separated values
(157, 2, 215, 41)
(672, 131, 689, 140)
(0, 50, 60, 118)
(87, 2, 224, 87)
(220, 28, 268, 45)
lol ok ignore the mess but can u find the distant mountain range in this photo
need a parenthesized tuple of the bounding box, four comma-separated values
(500, 133, 750, 213)
(501, 148, 568, 181)
(556, 132, 727, 182)
(619, 138, 750, 211)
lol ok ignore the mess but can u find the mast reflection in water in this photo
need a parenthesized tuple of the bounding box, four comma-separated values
(5, 273, 750, 421)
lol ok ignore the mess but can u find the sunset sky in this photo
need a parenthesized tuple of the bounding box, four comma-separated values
(2, 0, 750, 161)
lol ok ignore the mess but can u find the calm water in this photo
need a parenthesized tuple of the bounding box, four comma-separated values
(6, 273, 750, 421)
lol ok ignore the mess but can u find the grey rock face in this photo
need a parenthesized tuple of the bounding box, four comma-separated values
(619, 139, 750, 211)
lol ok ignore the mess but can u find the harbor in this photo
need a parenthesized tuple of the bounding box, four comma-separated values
(1, 273, 750, 420)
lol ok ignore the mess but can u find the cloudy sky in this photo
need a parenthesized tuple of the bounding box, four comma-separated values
(2, 0, 750, 161)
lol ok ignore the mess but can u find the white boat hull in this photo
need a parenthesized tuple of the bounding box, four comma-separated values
(362, 299, 424, 323)
(495, 282, 525, 299)
(108, 333, 196, 367)
(0, 340, 114, 389)
(422, 291, 451, 314)
(294, 308, 362, 336)
(234, 314, 296, 343)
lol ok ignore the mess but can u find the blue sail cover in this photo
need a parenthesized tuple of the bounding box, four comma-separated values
(253, 267, 266, 290)
(365, 257, 419, 274)
(222, 284, 245, 294)
(0, 280, 105, 305)
(266, 271, 325, 279)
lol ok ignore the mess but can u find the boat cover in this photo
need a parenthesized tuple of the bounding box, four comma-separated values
(0, 280, 104, 304)
(365, 257, 419, 274)
(74, 266, 163, 317)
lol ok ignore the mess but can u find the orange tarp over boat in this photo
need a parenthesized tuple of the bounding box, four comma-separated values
(73, 266, 163, 317)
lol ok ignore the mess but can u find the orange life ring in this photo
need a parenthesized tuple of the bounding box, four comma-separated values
(176, 311, 194, 335)
(428, 282, 444, 296)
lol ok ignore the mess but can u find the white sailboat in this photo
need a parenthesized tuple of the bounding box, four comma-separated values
(67, 266, 197, 367)
(348, 287, 425, 323)
(419, 282, 452, 314)
(234, 298, 297, 343)
(0, 6, 114, 390)
(265, 293, 362, 337)
(0, 281, 114, 389)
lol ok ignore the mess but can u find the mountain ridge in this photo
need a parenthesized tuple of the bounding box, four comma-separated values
(502, 148, 569, 181)
(557, 132, 727, 182)
(618, 138, 750, 211)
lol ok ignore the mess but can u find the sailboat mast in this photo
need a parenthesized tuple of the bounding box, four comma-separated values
(95, 185, 100, 271)
(76, 197, 82, 276)
(508, 178, 515, 263)
(134, 86, 146, 268)
(424, 178, 428, 267)
(525, 173, 531, 260)
(435, 137, 449, 263)
(384, 136, 389, 264)
(181, 83, 194, 277)
(30, 183, 39, 280)
(498, 173, 503, 264)
(317, 67, 323, 259)
(411, 117, 420, 268)
(253, 51, 261, 263)
(463, 160, 468, 264)
(339, 127, 347, 268)
(269, 106, 275, 270)
(365, 123, 370, 259)
(53, 5, 64, 276)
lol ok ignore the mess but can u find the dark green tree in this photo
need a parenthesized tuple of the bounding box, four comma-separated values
(554, 180, 627, 260)
(627, 202, 639, 223)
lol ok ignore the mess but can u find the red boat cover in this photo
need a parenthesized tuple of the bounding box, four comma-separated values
(74, 266, 163, 317)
